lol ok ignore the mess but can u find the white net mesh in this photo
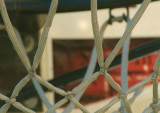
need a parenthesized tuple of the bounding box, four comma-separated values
(0, 0, 160, 113)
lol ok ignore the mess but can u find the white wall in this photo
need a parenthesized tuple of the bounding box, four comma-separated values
(49, 2, 160, 39)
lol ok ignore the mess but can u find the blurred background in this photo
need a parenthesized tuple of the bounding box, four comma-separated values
(0, 0, 160, 112)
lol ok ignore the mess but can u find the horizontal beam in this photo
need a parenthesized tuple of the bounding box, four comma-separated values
(6, 39, 160, 102)
(5, 0, 159, 14)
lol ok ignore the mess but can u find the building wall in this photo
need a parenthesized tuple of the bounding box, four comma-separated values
(48, 2, 160, 39)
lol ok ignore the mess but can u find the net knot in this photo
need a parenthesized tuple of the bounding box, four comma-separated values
(152, 72, 158, 80)
(65, 91, 74, 100)
(100, 66, 106, 75)
(118, 93, 127, 99)
(28, 71, 36, 78)
(5, 98, 16, 104)
(150, 103, 157, 109)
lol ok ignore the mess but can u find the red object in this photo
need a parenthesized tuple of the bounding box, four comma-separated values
(54, 40, 159, 103)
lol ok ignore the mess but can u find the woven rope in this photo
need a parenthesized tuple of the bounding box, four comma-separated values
(0, 0, 160, 113)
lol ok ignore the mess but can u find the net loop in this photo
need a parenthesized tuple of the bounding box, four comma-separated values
(108, 7, 129, 24)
